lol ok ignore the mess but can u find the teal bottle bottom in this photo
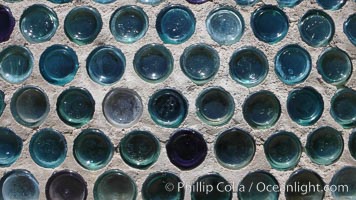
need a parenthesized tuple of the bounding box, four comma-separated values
(285, 169, 325, 200)
(180, 44, 220, 84)
(238, 171, 279, 200)
(133, 44, 173, 83)
(110, 6, 148, 43)
(229, 47, 268, 87)
(206, 7, 244, 45)
(191, 174, 232, 200)
(0, 127, 22, 167)
(330, 167, 356, 199)
(0, 91, 4, 117)
(264, 131, 302, 170)
(349, 130, 356, 160)
(120, 130, 160, 169)
(94, 170, 137, 200)
(306, 126, 343, 165)
(56, 87, 95, 127)
(20, 4, 58, 43)
(29, 128, 67, 168)
(1, 170, 40, 200)
(0, 45, 33, 84)
(330, 88, 356, 128)
(142, 172, 184, 200)
(287, 87, 324, 126)
(73, 129, 113, 170)
(299, 10, 334, 47)
(10, 86, 50, 127)
(156, 5, 196, 44)
(148, 89, 188, 128)
(243, 91, 281, 129)
(215, 128, 255, 169)
(317, 47, 352, 86)
(196, 87, 235, 126)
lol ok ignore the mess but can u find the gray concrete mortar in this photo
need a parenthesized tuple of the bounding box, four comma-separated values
(0, 0, 355, 199)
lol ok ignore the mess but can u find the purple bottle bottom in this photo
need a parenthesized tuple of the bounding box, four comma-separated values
(166, 129, 207, 170)
(186, 0, 208, 4)
(46, 170, 88, 200)
(0, 5, 15, 43)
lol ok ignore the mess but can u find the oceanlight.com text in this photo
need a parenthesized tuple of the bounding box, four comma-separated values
(164, 181, 348, 195)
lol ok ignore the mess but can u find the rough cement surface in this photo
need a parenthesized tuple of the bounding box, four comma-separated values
(0, 0, 355, 199)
